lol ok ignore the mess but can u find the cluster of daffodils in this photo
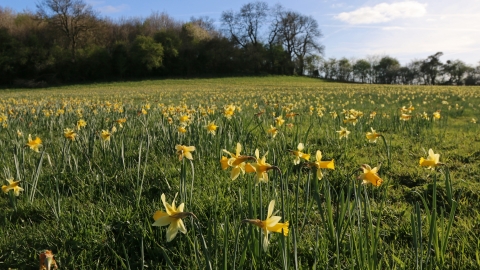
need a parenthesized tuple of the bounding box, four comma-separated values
(220, 143, 256, 180)
(342, 109, 364, 126)
(220, 143, 278, 183)
(0, 112, 7, 128)
(400, 105, 415, 121)
(309, 150, 335, 180)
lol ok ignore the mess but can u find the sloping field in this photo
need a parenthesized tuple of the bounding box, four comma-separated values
(1, 77, 479, 269)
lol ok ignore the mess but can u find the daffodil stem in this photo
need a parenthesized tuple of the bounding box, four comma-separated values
(380, 135, 391, 168)
(180, 158, 186, 203)
(189, 159, 195, 207)
(193, 218, 213, 270)
(280, 172, 288, 269)
(258, 183, 263, 257)
(301, 171, 312, 231)
(29, 148, 45, 203)
(9, 192, 17, 211)
(295, 170, 300, 229)
(344, 137, 348, 160)
(292, 223, 298, 270)
(223, 215, 228, 270)
(233, 222, 245, 270)
(60, 139, 67, 173)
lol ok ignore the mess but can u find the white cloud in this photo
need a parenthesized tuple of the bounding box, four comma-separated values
(97, 4, 129, 14)
(381, 26, 405, 30)
(335, 1, 427, 24)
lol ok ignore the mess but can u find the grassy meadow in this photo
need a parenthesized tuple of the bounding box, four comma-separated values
(1, 76, 480, 269)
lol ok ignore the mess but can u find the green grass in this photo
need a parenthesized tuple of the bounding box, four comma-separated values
(1, 76, 480, 269)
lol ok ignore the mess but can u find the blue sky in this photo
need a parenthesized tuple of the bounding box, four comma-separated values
(4, 0, 480, 66)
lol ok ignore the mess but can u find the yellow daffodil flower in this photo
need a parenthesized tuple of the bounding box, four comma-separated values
(336, 126, 350, 139)
(2, 177, 24, 196)
(176, 145, 195, 161)
(400, 105, 414, 114)
(77, 119, 87, 130)
(224, 105, 236, 119)
(311, 150, 334, 180)
(267, 125, 278, 138)
(285, 112, 299, 118)
(419, 149, 441, 169)
(220, 156, 230, 170)
(0, 113, 7, 123)
(178, 126, 187, 134)
(101, 130, 111, 141)
(433, 111, 441, 120)
(400, 114, 412, 121)
(275, 115, 285, 127)
(358, 164, 383, 187)
(179, 114, 190, 124)
(243, 200, 289, 251)
(64, 128, 77, 141)
(206, 122, 218, 135)
(26, 134, 42, 152)
(251, 149, 275, 183)
(366, 127, 381, 143)
(116, 118, 127, 128)
(152, 193, 195, 242)
(291, 143, 310, 165)
(343, 115, 358, 126)
(221, 143, 255, 180)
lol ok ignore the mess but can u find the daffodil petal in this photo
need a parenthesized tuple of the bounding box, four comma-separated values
(152, 216, 173, 227)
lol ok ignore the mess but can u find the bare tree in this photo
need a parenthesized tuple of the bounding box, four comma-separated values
(276, 10, 324, 75)
(190, 16, 220, 38)
(0, 7, 16, 30)
(37, 0, 97, 62)
(221, 1, 269, 48)
(144, 11, 181, 36)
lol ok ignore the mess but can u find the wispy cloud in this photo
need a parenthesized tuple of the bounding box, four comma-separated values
(335, 1, 427, 24)
(97, 4, 129, 14)
(382, 26, 405, 31)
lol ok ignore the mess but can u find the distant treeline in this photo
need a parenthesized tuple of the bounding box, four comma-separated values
(320, 53, 480, 86)
(0, 1, 479, 87)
